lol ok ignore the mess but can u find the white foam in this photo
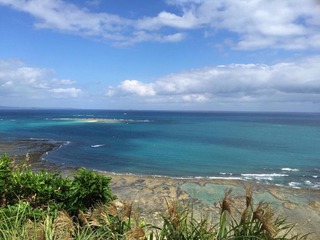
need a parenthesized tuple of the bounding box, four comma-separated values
(304, 180, 312, 185)
(95, 171, 244, 181)
(303, 181, 320, 190)
(208, 176, 242, 180)
(241, 173, 288, 181)
(189, 176, 242, 180)
(220, 172, 233, 176)
(91, 144, 105, 148)
(29, 137, 47, 141)
(241, 173, 288, 177)
(281, 168, 299, 172)
(311, 182, 320, 189)
(288, 182, 301, 189)
(58, 141, 70, 149)
(312, 175, 318, 178)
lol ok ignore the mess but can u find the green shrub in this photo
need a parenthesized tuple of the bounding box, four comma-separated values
(0, 154, 13, 206)
(0, 154, 116, 216)
(67, 168, 116, 215)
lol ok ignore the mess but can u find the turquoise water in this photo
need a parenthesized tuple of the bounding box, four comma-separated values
(0, 109, 319, 189)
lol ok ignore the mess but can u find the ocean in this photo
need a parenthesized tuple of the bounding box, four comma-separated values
(0, 109, 319, 189)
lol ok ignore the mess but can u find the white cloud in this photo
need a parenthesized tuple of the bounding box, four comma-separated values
(107, 80, 155, 97)
(52, 78, 76, 85)
(182, 94, 209, 102)
(0, 0, 185, 45)
(166, 0, 320, 50)
(105, 55, 320, 106)
(137, 11, 198, 30)
(1, 0, 125, 33)
(49, 88, 82, 98)
(118, 31, 185, 46)
(1, 0, 319, 49)
(0, 59, 82, 99)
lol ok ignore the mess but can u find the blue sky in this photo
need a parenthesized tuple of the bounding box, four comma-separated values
(0, 0, 320, 111)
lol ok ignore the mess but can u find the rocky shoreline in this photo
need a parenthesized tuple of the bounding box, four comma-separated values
(0, 138, 74, 173)
(1, 139, 319, 238)
(105, 172, 320, 238)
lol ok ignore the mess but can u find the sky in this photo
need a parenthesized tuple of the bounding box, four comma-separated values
(0, 0, 320, 112)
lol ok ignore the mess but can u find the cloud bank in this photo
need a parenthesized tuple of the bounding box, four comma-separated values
(0, 0, 319, 48)
(106, 55, 320, 109)
(0, 60, 82, 101)
(1, 56, 319, 111)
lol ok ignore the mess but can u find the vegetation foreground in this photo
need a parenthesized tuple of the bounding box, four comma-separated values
(0, 154, 309, 239)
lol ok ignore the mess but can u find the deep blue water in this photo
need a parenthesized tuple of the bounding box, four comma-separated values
(0, 109, 319, 189)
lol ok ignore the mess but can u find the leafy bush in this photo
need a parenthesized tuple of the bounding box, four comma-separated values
(0, 154, 116, 216)
(67, 168, 116, 214)
(0, 154, 12, 206)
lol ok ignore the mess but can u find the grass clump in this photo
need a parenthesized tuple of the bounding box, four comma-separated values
(148, 187, 309, 240)
(215, 187, 309, 240)
(150, 200, 215, 240)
